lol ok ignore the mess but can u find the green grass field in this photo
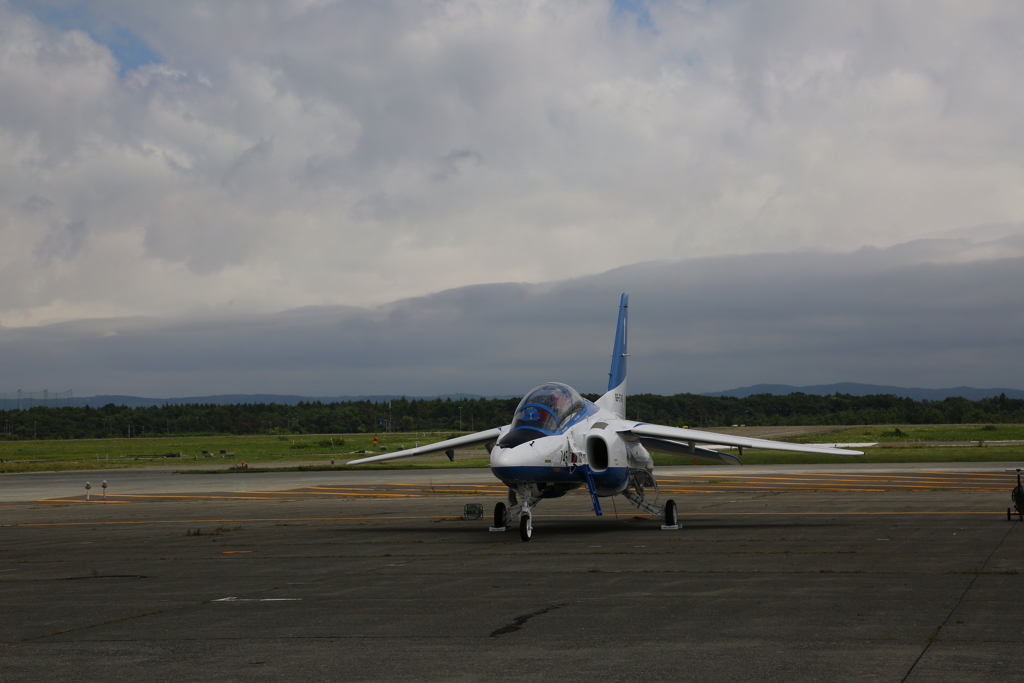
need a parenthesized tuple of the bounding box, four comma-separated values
(783, 424, 1024, 443)
(1, 425, 1023, 474)
(0, 432, 465, 473)
(174, 458, 494, 474)
(652, 446, 1024, 467)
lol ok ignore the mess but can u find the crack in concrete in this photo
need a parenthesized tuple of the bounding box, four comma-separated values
(490, 603, 566, 637)
(900, 522, 1017, 682)
(10, 608, 172, 643)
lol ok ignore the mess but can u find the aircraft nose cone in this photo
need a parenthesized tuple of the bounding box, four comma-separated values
(490, 446, 520, 468)
(489, 439, 554, 469)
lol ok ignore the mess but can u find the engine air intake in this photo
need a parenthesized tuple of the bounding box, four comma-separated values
(585, 434, 610, 472)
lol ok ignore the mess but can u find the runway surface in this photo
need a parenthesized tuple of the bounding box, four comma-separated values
(1, 460, 1017, 503)
(2, 464, 1023, 682)
(1, 462, 1016, 505)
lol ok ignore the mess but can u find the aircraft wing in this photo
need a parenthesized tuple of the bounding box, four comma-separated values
(346, 428, 504, 465)
(625, 423, 863, 457)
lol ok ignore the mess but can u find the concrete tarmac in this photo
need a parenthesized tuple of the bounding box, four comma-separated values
(2, 464, 1023, 682)
(2, 459, 1018, 503)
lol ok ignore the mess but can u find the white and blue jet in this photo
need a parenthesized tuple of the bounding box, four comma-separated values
(347, 294, 863, 541)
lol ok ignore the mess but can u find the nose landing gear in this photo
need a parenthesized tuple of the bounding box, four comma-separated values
(490, 486, 538, 540)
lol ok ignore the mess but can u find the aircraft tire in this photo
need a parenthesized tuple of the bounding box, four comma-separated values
(664, 500, 678, 527)
(494, 502, 507, 528)
(1010, 508, 1013, 521)
(519, 513, 532, 542)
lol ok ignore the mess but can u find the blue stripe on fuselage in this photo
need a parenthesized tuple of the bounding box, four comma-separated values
(491, 465, 630, 496)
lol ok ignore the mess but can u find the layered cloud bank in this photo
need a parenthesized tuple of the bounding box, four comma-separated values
(2, 237, 1022, 397)
(2, 1, 1024, 326)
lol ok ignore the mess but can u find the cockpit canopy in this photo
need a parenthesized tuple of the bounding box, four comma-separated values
(509, 382, 585, 433)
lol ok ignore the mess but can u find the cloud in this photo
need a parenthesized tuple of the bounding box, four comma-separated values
(1, 1, 1023, 328)
(34, 219, 87, 263)
(432, 148, 484, 181)
(1, 237, 1022, 397)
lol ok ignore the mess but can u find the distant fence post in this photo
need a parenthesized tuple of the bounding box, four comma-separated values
(2, 389, 74, 410)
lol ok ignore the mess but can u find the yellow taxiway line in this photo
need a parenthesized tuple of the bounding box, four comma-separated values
(1, 510, 1010, 528)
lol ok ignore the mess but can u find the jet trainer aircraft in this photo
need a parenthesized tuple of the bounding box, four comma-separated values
(348, 294, 862, 541)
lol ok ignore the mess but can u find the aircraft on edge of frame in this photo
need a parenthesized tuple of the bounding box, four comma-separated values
(347, 294, 863, 541)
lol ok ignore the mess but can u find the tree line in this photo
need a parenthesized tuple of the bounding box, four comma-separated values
(1, 392, 1022, 441)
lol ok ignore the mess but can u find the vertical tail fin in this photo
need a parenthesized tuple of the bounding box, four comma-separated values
(596, 293, 628, 418)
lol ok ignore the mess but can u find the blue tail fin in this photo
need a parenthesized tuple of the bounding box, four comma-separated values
(596, 293, 628, 417)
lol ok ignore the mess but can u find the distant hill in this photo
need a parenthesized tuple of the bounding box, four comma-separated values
(8, 385, 1022, 410)
(702, 383, 1024, 401)
(50, 393, 515, 409)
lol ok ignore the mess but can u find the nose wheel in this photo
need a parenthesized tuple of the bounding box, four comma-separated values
(519, 513, 532, 542)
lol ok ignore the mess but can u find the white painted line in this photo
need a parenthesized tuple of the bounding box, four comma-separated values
(213, 597, 301, 602)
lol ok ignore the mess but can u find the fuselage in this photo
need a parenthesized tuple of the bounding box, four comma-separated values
(487, 383, 650, 498)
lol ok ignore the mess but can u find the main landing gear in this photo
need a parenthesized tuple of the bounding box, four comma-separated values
(663, 499, 678, 527)
(1008, 468, 1024, 522)
(621, 469, 678, 529)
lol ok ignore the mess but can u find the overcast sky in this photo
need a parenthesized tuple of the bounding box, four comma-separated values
(2, 1, 1023, 396)
(3, 235, 1023, 397)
